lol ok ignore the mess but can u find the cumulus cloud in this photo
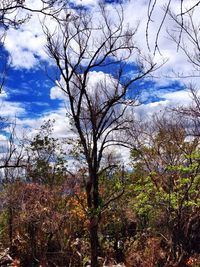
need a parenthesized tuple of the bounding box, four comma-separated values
(50, 70, 123, 104)
(50, 85, 66, 100)
(135, 88, 193, 120)
(18, 106, 72, 139)
(0, 101, 26, 117)
(3, 0, 56, 69)
(163, 90, 191, 105)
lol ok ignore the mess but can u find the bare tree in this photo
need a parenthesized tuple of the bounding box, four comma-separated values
(44, 3, 157, 266)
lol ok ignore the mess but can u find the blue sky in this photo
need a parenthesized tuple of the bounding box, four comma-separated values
(4, 65, 59, 118)
(0, 0, 199, 141)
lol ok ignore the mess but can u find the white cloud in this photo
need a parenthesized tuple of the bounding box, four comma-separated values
(0, 135, 7, 142)
(163, 90, 191, 105)
(0, 90, 8, 99)
(134, 88, 193, 120)
(118, 0, 200, 84)
(18, 106, 72, 139)
(50, 70, 123, 110)
(71, 0, 99, 6)
(50, 85, 66, 100)
(3, 0, 56, 69)
(0, 101, 26, 117)
(5, 28, 42, 69)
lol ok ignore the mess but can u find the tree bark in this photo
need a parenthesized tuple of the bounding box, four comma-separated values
(89, 223, 99, 267)
(87, 167, 100, 267)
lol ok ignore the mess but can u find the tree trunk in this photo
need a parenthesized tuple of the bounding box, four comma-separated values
(28, 222, 37, 267)
(90, 223, 99, 267)
(87, 166, 100, 267)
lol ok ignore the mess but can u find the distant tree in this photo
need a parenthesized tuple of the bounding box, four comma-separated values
(0, 180, 69, 266)
(129, 113, 200, 265)
(26, 120, 67, 187)
(45, 3, 157, 266)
